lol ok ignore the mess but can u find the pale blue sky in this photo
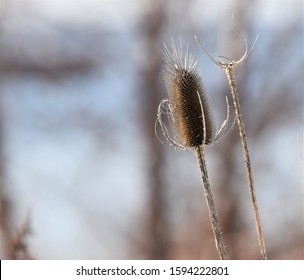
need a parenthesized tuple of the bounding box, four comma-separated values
(0, 0, 302, 259)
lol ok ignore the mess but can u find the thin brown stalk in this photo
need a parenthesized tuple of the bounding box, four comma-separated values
(195, 145, 227, 260)
(225, 65, 267, 260)
(195, 34, 267, 260)
(158, 39, 231, 259)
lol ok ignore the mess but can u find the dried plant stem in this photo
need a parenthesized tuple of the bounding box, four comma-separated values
(195, 145, 227, 260)
(159, 40, 230, 259)
(225, 66, 267, 260)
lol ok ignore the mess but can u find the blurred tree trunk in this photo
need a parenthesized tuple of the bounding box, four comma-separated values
(138, 0, 171, 259)
(0, 130, 13, 259)
(0, 1, 13, 258)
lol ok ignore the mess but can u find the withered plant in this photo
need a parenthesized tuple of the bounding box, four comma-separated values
(156, 39, 232, 260)
(195, 34, 268, 260)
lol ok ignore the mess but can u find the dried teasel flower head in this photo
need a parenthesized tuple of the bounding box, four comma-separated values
(156, 39, 231, 149)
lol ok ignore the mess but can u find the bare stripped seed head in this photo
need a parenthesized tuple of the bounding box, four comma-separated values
(161, 40, 214, 148)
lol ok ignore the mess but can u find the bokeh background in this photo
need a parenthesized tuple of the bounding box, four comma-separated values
(0, 0, 303, 260)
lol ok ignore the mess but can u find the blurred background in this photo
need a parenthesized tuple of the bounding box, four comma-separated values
(0, 0, 303, 260)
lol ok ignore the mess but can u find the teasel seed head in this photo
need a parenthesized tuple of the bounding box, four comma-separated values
(156, 39, 232, 149)
(158, 39, 215, 148)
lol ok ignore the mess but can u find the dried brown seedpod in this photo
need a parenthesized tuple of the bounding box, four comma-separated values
(156, 39, 231, 149)
(156, 39, 233, 260)
(162, 42, 213, 146)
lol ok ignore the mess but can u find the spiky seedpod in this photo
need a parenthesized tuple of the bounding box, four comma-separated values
(162, 41, 214, 147)
(156, 39, 231, 260)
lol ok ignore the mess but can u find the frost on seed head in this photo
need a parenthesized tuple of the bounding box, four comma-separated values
(156, 39, 232, 149)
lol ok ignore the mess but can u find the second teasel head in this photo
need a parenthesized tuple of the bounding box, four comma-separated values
(158, 40, 215, 148)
